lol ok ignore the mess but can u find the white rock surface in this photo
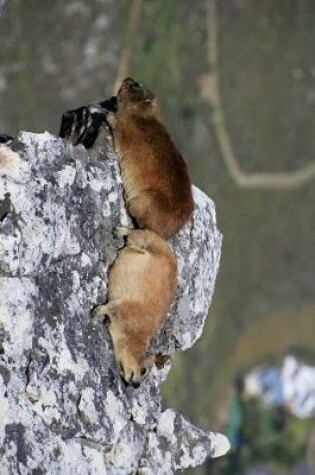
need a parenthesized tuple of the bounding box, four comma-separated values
(0, 129, 229, 474)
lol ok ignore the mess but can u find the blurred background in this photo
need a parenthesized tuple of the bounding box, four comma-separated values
(0, 1, 314, 473)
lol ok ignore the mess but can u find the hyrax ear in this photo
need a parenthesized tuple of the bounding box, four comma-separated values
(155, 354, 171, 370)
(144, 96, 157, 107)
(151, 97, 158, 108)
(150, 97, 160, 116)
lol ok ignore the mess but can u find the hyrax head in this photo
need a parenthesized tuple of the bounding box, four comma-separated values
(117, 77, 157, 114)
(116, 343, 155, 388)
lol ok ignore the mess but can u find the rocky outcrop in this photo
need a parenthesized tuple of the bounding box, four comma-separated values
(0, 127, 229, 474)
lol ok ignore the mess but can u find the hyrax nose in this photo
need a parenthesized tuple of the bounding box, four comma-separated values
(119, 367, 141, 388)
(123, 77, 137, 87)
(127, 371, 141, 388)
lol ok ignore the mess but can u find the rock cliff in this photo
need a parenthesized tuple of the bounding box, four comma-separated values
(0, 127, 229, 474)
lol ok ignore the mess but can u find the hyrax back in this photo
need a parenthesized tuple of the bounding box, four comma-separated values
(94, 228, 177, 387)
(107, 77, 194, 240)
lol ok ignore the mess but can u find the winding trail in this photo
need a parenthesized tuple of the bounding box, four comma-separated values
(203, 0, 315, 189)
(114, 0, 315, 189)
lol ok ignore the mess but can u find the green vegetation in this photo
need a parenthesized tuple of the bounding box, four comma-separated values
(209, 401, 313, 475)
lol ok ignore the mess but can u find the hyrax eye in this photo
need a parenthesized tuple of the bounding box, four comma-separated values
(131, 82, 141, 91)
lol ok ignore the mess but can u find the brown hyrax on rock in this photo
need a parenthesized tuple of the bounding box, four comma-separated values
(106, 77, 194, 240)
(93, 227, 177, 387)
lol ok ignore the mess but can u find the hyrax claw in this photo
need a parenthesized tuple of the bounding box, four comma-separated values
(92, 305, 107, 319)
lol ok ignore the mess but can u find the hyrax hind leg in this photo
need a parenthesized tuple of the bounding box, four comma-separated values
(116, 227, 149, 254)
(92, 299, 123, 319)
(128, 192, 175, 239)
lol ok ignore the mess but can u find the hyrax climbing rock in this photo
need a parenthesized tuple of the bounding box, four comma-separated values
(93, 227, 177, 387)
(107, 77, 194, 240)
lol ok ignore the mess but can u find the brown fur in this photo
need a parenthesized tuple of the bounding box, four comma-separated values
(93, 227, 177, 387)
(107, 77, 194, 240)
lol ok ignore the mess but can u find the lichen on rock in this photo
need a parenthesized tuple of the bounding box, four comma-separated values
(0, 127, 229, 474)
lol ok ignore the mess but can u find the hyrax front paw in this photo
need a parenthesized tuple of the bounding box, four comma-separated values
(106, 112, 118, 129)
(92, 304, 109, 319)
(92, 300, 122, 320)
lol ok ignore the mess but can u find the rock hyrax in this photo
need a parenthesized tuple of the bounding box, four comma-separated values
(93, 227, 177, 387)
(107, 77, 194, 240)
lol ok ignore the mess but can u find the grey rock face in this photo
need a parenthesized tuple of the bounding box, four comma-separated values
(0, 129, 229, 474)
